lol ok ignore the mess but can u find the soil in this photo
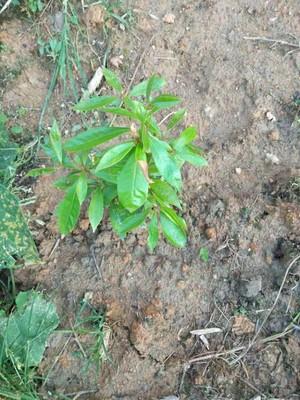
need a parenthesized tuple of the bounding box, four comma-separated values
(1, 1, 300, 399)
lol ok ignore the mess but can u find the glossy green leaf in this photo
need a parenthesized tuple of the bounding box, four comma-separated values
(151, 180, 181, 209)
(56, 185, 80, 235)
(96, 142, 135, 171)
(26, 167, 56, 177)
(74, 96, 118, 112)
(130, 76, 166, 97)
(109, 204, 148, 237)
(173, 126, 197, 150)
(117, 153, 149, 213)
(103, 68, 123, 92)
(176, 145, 208, 167)
(149, 134, 182, 190)
(199, 247, 209, 262)
(76, 173, 88, 205)
(161, 205, 187, 232)
(151, 94, 181, 110)
(64, 126, 129, 152)
(0, 291, 59, 367)
(50, 120, 63, 164)
(167, 109, 186, 130)
(147, 214, 159, 251)
(88, 187, 104, 232)
(160, 213, 186, 248)
(0, 185, 39, 269)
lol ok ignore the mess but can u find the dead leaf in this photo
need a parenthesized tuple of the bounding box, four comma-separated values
(87, 66, 103, 94)
(138, 160, 153, 184)
(190, 327, 222, 335)
(232, 315, 255, 335)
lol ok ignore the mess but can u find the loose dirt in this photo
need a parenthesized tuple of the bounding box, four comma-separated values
(1, 1, 300, 399)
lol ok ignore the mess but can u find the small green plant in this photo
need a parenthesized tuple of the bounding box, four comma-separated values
(0, 112, 38, 270)
(12, 0, 44, 14)
(199, 247, 209, 262)
(35, 71, 207, 249)
(0, 291, 59, 398)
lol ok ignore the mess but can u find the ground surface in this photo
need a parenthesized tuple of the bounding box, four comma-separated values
(1, 1, 300, 399)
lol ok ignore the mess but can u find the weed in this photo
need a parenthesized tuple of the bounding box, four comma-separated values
(11, 0, 44, 14)
(0, 290, 59, 399)
(38, 0, 87, 131)
(32, 71, 207, 249)
(0, 112, 38, 269)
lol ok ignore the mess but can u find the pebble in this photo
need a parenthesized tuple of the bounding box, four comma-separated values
(205, 227, 217, 240)
(268, 129, 280, 141)
(162, 13, 175, 24)
(265, 153, 280, 165)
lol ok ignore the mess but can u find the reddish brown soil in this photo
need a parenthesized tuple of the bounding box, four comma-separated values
(1, 1, 300, 399)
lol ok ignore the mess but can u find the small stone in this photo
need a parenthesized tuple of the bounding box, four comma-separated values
(110, 55, 124, 68)
(79, 218, 90, 231)
(266, 111, 276, 121)
(176, 279, 186, 289)
(268, 129, 280, 141)
(163, 13, 175, 24)
(265, 153, 280, 165)
(181, 264, 190, 273)
(205, 227, 217, 240)
(235, 167, 242, 175)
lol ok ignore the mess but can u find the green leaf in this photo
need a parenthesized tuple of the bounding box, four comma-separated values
(146, 75, 163, 100)
(0, 185, 38, 269)
(76, 173, 88, 205)
(173, 126, 197, 150)
(26, 167, 56, 177)
(130, 77, 166, 97)
(100, 107, 135, 118)
(64, 126, 130, 152)
(109, 204, 148, 237)
(151, 180, 181, 209)
(150, 94, 181, 110)
(103, 68, 123, 92)
(147, 214, 159, 251)
(74, 96, 118, 112)
(176, 145, 208, 167)
(199, 247, 209, 262)
(53, 173, 79, 190)
(0, 291, 59, 367)
(50, 120, 63, 164)
(167, 109, 186, 130)
(56, 185, 80, 235)
(88, 187, 104, 232)
(160, 213, 186, 248)
(11, 125, 23, 134)
(161, 205, 187, 232)
(95, 141, 135, 171)
(117, 152, 149, 213)
(103, 185, 117, 206)
(149, 134, 182, 190)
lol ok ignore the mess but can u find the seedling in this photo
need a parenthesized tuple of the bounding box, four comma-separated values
(199, 247, 209, 262)
(34, 71, 207, 249)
